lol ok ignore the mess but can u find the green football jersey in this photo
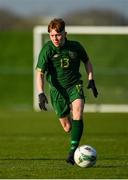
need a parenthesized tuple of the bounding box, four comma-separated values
(36, 39, 89, 89)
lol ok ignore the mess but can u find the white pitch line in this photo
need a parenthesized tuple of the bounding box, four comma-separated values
(84, 104, 128, 113)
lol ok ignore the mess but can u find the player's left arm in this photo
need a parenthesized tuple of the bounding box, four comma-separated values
(77, 42, 98, 97)
(84, 60, 98, 98)
(84, 60, 93, 80)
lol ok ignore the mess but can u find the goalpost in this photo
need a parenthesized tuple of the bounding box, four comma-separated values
(33, 26, 128, 112)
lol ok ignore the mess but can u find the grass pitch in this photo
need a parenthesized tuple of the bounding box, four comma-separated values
(0, 110, 128, 179)
(0, 31, 128, 178)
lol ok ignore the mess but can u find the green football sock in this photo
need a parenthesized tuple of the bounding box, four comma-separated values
(70, 119, 83, 153)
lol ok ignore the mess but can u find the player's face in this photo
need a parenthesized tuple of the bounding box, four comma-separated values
(49, 29, 66, 47)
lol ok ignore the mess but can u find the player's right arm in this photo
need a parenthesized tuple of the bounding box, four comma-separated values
(35, 43, 50, 110)
(36, 70, 48, 111)
(36, 70, 45, 94)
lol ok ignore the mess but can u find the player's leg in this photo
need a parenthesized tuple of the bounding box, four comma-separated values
(66, 82, 85, 165)
(50, 87, 71, 132)
(59, 116, 71, 133)
(66, 99, 84, 165)
(71, 99, 84, 151)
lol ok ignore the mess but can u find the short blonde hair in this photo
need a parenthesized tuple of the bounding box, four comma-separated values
(48, 18, 65, 33)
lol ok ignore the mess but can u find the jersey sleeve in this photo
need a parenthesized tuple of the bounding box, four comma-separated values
(36, 46, 49, 73)
(77, 42, 89, 64)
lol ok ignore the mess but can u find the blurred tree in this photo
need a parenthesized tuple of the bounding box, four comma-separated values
(0, 8, 128, 29)
(0, 8, 35, 30)
(64, 8, 128, 26)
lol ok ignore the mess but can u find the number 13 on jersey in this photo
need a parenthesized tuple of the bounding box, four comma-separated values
(61, 58, 69, 68)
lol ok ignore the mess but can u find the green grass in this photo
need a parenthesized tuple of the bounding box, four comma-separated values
(0, 111, 128, 178)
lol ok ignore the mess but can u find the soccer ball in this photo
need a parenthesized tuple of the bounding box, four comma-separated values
(74, 145, 97, 167)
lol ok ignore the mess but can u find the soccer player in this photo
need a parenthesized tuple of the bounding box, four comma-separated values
(36, 18, 98, 165)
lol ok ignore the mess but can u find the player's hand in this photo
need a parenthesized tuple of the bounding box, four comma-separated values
(87, 79, 98, 98)
(38, 92, 48, 111)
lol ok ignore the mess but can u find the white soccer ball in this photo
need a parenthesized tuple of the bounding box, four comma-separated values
(74, 145, 97, 167)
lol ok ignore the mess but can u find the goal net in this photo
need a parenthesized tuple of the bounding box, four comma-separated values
(33, 26, 128, 112)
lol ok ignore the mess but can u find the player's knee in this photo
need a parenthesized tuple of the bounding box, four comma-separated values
(72, 99, 84, 119)
(59, 117, 71, 133)
(74, 106, 84, 119)
(64, 125, 71, 133)
(62, 121, 71, 132)
(73, 110, 83, 120)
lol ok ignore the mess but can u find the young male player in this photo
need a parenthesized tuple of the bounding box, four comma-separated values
(36, 18, 98, 165)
